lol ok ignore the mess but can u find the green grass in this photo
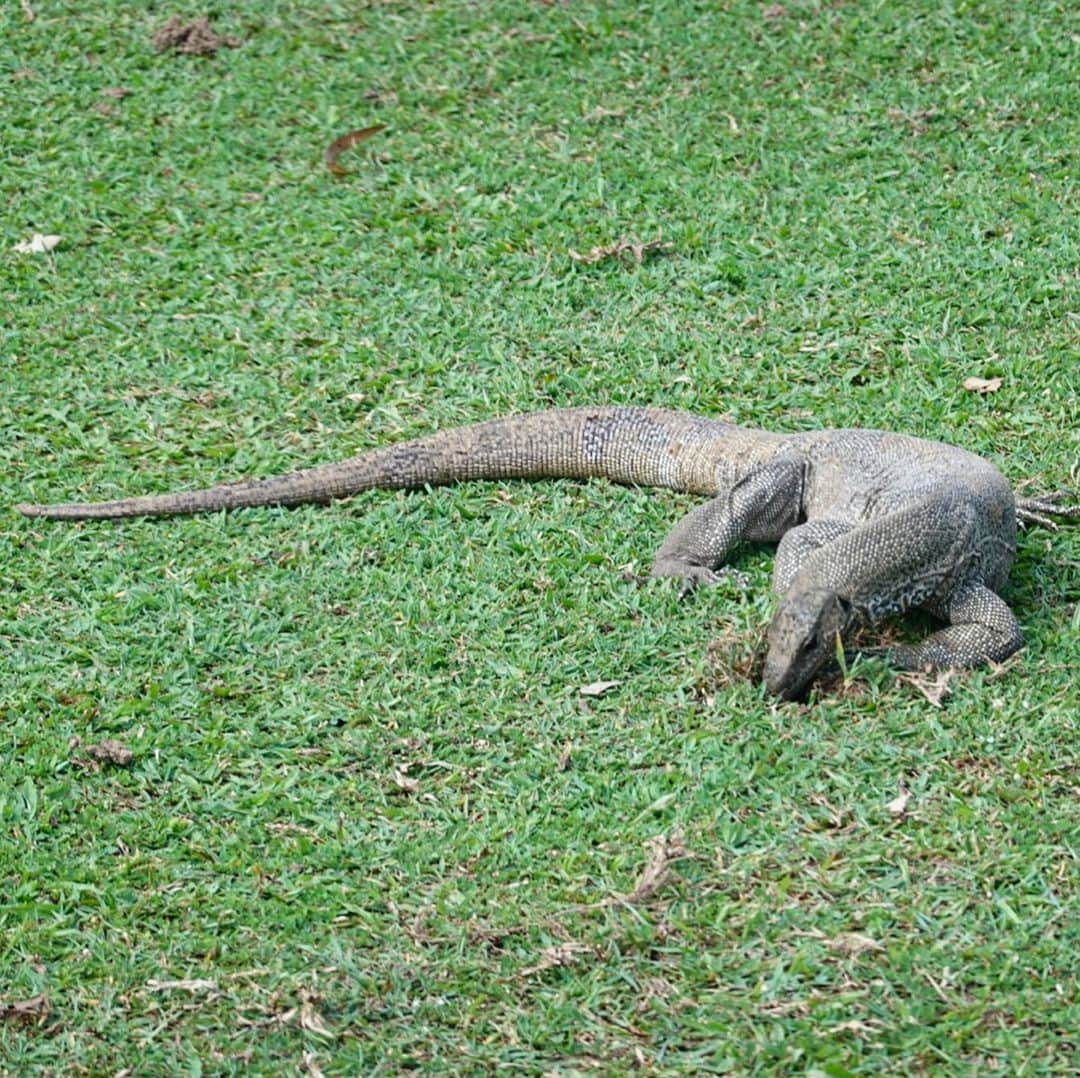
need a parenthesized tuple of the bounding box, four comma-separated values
(2, 0, 1078, 1071)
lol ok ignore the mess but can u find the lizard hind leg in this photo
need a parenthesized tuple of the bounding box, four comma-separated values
(880, 583, 1023, 672)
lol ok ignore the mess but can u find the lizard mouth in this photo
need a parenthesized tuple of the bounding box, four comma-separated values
(763, 656, 815, 700)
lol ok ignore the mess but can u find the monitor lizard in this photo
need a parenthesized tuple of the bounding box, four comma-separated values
(16, 406, 1077, 699)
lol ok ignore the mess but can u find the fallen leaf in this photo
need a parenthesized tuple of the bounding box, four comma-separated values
(828, 932, 884, 957)
(391, 768, 419, 794)
(101, 86, 133, 99)
(325, 125, 387, 176)
(584, 105, 625, 122)
(962, 376, 1003, 394)
(520, 941, 594, 977)
(21, 0, 35, 23)
(886, 785, 911, 817)
(898, 668, 953, 707)
(829, 1018, 885, 1034)
(568, 236, 673, 266)
(85, 739, 135, 767)
(299, 992, 334, 1038)
(236, 1007, 298, 1030)
(579, 680, 620, 697)
(146, 978, 217, 994)
(808, 792, 846, 828)
(557, 741, 572, 771)
(13, 233, 61, 254)
(152, 16, 241, 56)
(762, 3, 787, 18)
(267, 821, 322, 842)
(0, 994, 49, 1025)
(890, 228, 927, 247)
(635, 976, 677, 1012)
(622, 832, 694, 904)
(504, 28, 556, 43)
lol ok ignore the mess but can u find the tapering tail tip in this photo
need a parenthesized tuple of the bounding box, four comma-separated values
(15, 501, 127, 521)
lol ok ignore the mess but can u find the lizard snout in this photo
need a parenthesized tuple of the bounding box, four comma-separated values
(764, 588, 853, 700)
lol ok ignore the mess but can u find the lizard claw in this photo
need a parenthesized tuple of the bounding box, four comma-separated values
(650, 557, 720, 595)
(1016, 489, 1079, 530)
(650, 558, 750, 600)
(677, 576, 706, 601)
(677, 566, 721, 600)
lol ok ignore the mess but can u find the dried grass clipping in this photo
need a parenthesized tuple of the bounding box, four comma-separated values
(569, 236, 674, 266)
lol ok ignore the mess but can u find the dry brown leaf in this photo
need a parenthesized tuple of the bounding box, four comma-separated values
(829, 1018, 885, 1035)
(557, 741, 572, 771)
(808, 792, 846, 828)
(584, 105, 625, 122)
(236, 1007, 298, 1030)
(521, 941, 594, 977)
(962, 376, 1003, 394)
(568, 236, 673, 266)
(898, 668, 954, 707)
(623, 832, 694, 904)
(635, 976, 677, 1013)
(391, 768, 420, 794)
(85, 739, 135, 767)
(146, 978, 217, 993)
(299, 993, 334, 1039)
(21, 0, 35, 22)
(101, 86, 133, 99)
(0, 994, 49, 1025)
(152, 16, 241, 56)
(325, 125, 387, 176)
(267, 821, 322, 842)
(886, 786, 911, 817)
(762, 3, 787, 18)
(827, 932, 884, 957)
(13, 233, 61, 254)
(579, 680, 620, 697)
(887, 107, 938, 136)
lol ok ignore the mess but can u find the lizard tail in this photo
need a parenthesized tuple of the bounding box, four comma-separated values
(16, 407, 741, 521)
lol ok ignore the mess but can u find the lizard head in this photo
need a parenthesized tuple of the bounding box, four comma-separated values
(764, 588, 854, 700)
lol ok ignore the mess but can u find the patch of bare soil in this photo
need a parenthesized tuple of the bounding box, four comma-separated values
(152, 16, 240, 56)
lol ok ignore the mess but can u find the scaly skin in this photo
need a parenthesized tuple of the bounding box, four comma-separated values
(16, 406, 1078, 698)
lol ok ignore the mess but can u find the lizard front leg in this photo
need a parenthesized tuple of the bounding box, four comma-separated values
(650, 458, 806, 588)
(772, 519, 853, 595)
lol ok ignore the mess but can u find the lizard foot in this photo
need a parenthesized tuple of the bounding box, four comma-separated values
(650, 559, 749, 600)
(1015, 489, 1079, 531)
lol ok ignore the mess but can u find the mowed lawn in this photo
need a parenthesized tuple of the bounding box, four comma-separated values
(2, 1, 1078, 1071)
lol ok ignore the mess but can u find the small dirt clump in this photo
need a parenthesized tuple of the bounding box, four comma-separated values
(152, 16, 240, 56)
